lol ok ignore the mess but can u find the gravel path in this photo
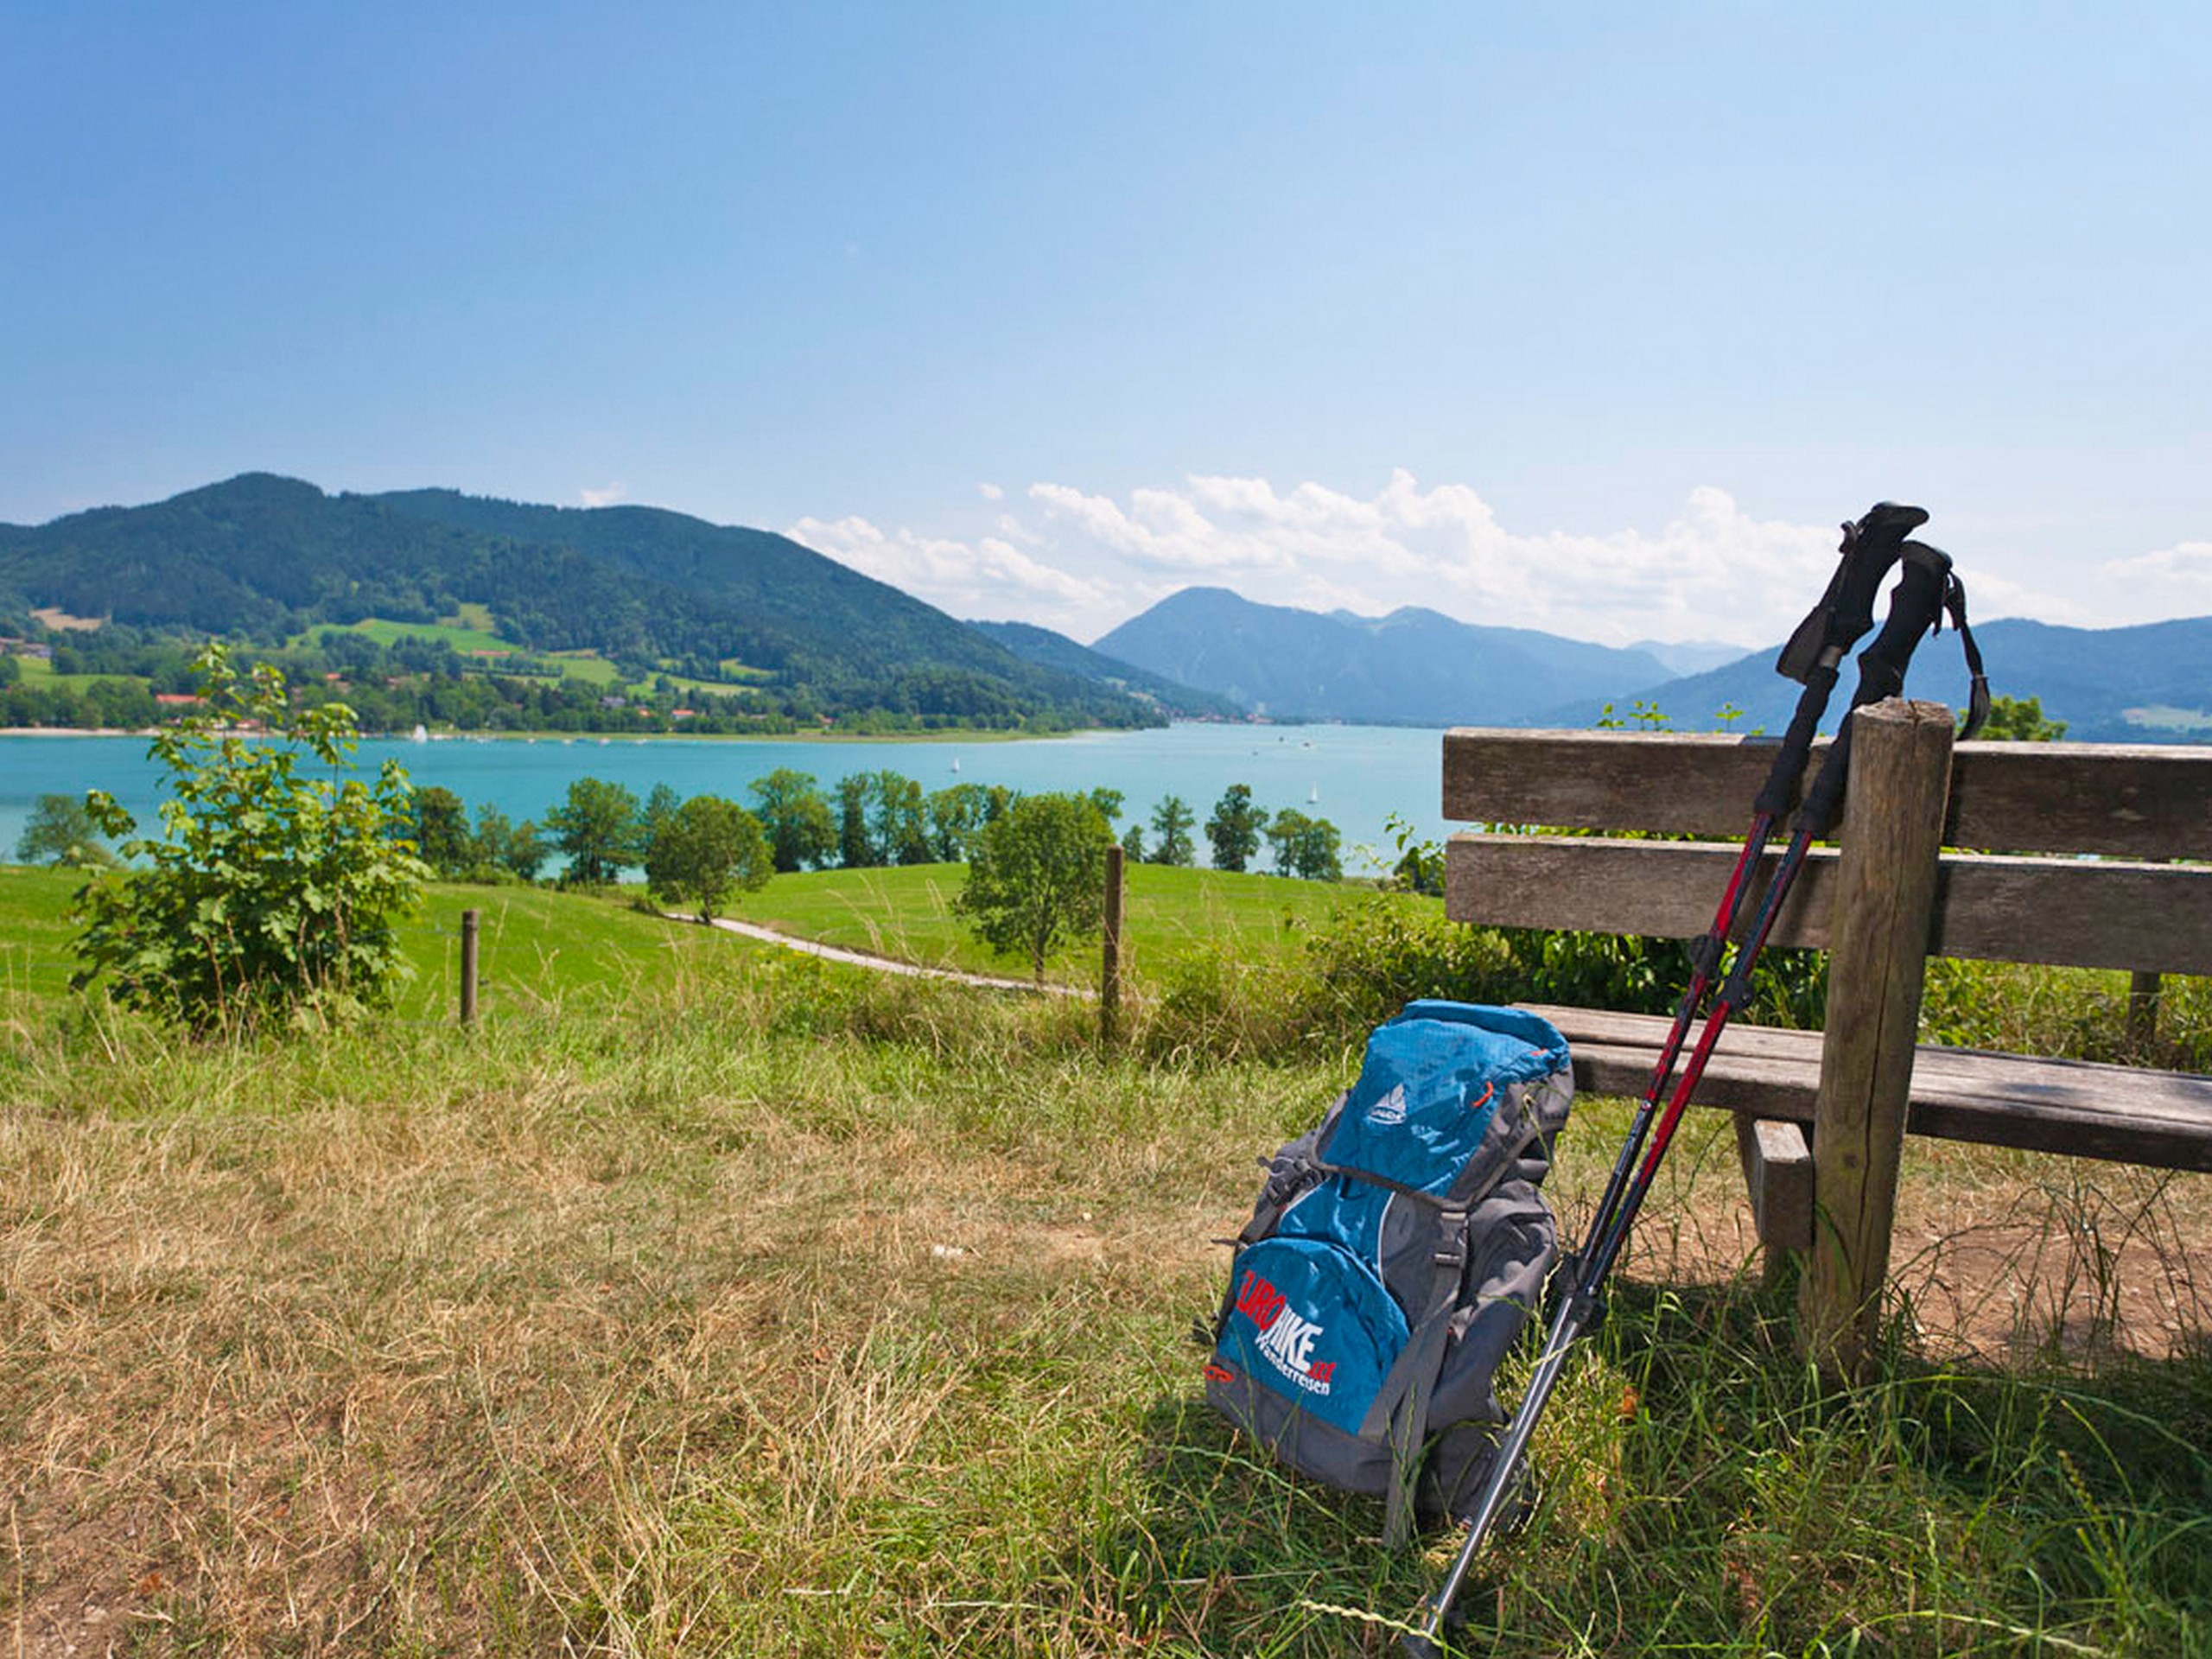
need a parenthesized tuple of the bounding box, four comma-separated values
(697, 914, 1090, 997)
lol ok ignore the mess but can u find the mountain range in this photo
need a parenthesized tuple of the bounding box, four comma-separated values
(1080, 585, 2212, 743)
(1090, 587, 1675, 726)
(6, 474, 2209, 743)
(1566, 614, 2212, 743)
(963, 620, 1245, 721)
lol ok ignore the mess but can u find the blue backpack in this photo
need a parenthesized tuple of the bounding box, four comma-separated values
(1204, 1001, 1573, 1541)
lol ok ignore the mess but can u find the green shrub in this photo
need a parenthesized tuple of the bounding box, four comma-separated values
(73, 644, 429, 1032)
(1287, 895, 1827, 1044)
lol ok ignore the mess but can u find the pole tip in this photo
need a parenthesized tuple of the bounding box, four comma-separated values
(1401, 1632, 1449, 1659)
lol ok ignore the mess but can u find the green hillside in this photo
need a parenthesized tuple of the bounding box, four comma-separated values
(0, 474, 1156, 733)
(967, 618, 1247, 720)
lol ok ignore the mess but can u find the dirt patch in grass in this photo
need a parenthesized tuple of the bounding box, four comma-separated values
(1541, 1109, 2212, 1363)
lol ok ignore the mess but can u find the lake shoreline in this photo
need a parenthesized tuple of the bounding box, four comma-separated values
(3, 721, 1447, 879)
(0, 723, 1166, 745)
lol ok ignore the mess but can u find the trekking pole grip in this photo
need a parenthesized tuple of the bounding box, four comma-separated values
(1752, 666, 1836, 818)
(1801, 549, 1950, 836)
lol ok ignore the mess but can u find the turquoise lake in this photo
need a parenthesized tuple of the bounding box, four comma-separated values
(0, 724, 1457, 874)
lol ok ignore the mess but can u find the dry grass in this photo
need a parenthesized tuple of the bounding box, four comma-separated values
(0, 985, 1305, 1655)
(3, 957, 2209, 1656)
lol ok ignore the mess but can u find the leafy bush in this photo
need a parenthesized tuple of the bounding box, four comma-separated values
(1286, 894, 1828, 1047)
(1378, 812, 1444, 896)
(73, 645, 429, 1031)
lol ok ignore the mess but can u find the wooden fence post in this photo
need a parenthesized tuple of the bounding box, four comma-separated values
(1799, 699, 1954, 1379)
(2128, 970, 2163, 1048)
(1102, 843, 1124, 1044)
(460, 908, 480, 1026)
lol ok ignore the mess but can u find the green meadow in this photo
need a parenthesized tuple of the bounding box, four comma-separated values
(717, 860, 1389, 984)
(10, 654, 152, 692)
(289, 612, 773, 701)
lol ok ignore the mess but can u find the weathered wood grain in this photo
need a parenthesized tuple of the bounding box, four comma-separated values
(1445, 835, 2212, 974)
(1446, 833, 1835, 945)
(1736, 1116, 1814, 1253)
(1802, 700, 1954, 1376)
(1440, 727, 2212, 856)
(1529, 1004, 2212, 1173)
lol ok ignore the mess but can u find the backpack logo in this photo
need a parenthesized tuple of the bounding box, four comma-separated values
(1235, 1270, 1338, 1395)
(1366, 1083, 1408, 1126)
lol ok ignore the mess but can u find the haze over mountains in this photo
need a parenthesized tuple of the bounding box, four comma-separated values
(1081, 586, 2212, 741)
(5, 474, 2209, 743)
(1585, 614, 2212, 743)
(1089, 587, 1676, 727)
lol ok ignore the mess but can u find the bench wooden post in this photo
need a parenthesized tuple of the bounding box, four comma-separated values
(459, 907, 480, 1026)
(1799, 700, 1955, 1377)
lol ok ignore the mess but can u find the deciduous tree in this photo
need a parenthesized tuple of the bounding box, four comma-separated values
(1973, 694, 2067, 742)
(955, 791, 1112, 982)
(16, 792, 116, 868)
(1205, 783, 1263, 873)
(546, 777, 640, 886)
(644, 793, 773, 922)
(1148, 795, 1195, 866)
(748, 767, 837, 871)
(925, 781, 991, 861)
(411, 785, 474, 876)
(1266, 808, 1343, 881)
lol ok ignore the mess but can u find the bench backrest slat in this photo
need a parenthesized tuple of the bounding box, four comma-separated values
(1446, 834, 2212, 976)
(1442, 728, 2212, 858)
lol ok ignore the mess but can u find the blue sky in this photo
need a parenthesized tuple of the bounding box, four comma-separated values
(4, 3, 2207, 647)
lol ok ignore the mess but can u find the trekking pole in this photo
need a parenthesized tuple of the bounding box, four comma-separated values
(1402, 535, 1986, 1659)
(1567, 503, 1929, 1284)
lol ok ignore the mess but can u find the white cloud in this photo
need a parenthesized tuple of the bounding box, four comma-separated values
(2093, 540, 2212, 616)
(977, 482, 1005, 501)
(787, 512, 1116, 628)
(580, 482, 627, 508)
(786, 470, 2134, 647)
(1021, 471, 1840, 645)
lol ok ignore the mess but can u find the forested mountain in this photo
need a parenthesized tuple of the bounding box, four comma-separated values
(966, 620, 1245, 720)
(0, 474, 1154, 730)
(1091, 587, 1673, 725)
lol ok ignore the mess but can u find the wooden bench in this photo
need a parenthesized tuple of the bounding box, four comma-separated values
(1441, 702, 2212, 1372)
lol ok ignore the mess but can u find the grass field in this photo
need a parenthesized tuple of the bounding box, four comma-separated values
(0, 864, 757, 1026)
(4, 868, 2209, 1656)
(717, 861, 1384, 986)
(334, 615, 518, 654)
(10, 655, 152, 692)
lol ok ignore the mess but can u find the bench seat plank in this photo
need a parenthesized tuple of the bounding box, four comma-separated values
(1526, 1003, 2212, 1173)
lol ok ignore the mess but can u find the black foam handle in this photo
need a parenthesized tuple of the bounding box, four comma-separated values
(1827, 504, 1932, 657)
(1852, 545, 1951, 711)
(1751, 664, 1837, 818)
(1798, 548, 1951, 836)
(1774, 502, 1929, 683)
